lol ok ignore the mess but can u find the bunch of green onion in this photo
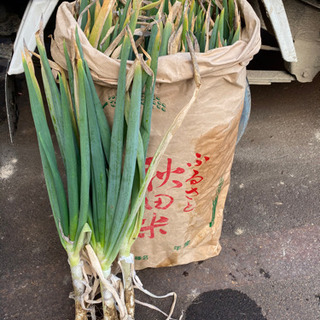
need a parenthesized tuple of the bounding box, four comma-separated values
(23, 0, 241, 319)
(76, 0, 241, 57)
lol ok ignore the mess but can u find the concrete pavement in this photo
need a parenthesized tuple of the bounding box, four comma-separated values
(0, 74, 319, 319)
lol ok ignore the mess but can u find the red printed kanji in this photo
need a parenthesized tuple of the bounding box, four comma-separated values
(145, 157, 153, 171)
(146, 157, 185, 192)
(187, 153, 210, 167)
(154, 194, 174, 210)
(145, 197, 153, 210)
(138, 212, 169, 239)
(183, 202, 195, 213)
(145, 194, 174, 210)
(186, 187, 199, 196)
(185, 170, 203, 185)
(184, 153, 210, 213)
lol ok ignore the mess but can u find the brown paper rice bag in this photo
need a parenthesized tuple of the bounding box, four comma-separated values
(51, 0, 261, 269)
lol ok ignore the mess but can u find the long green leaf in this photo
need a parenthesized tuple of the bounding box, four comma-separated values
(118, 0, 131, 33)
(105, 17, 140, 251)
(228, 0, 235, 32)
(84, 71, 107, 245)
(141, 27, 161, 156)
(231, 24, 240, 44)
(141, 0, 162, 11)
(216, 8, 225, 47)
(36, 34, 66, 164)
(63, 41, 78, 138)
(209, 15, 219, 49)
(159, 21, 172, 56)
(107, 61, 142, 258)
(89, 0, 114, 48)
(100, 11, 113, 52)
(75, 59, 91, 242)
(75, 29, 111, 163)
(80, 0, 90, 30)
(22, 54, 69, 239)
(124, 96, 146, 249)
(59, 73, 79, 241)
(38, 138, 67, 247)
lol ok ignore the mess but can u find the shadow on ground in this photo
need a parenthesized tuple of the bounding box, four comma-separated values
(186, 289, 266, 320)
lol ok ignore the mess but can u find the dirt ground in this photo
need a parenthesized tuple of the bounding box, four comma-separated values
(0, 74, 319, 319)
